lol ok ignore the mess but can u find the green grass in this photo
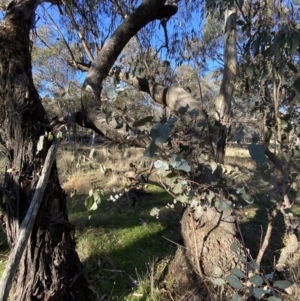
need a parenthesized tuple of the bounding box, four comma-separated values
(69, 185, 181, 300)
(0, 144, 299, 300)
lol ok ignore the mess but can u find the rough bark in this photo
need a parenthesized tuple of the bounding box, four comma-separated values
(0, 1, 93, 300)
(0, 138, 59, 301)
(180, 205, 241, 277)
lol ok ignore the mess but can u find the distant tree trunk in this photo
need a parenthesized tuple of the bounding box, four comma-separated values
(0, 1, 93, 300)
(215, 5, 237, 164)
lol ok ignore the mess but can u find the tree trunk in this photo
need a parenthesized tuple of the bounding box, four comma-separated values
(215, 5, 237, 164)
(52, 0, 241, 295)
(0, 2, 93, 300)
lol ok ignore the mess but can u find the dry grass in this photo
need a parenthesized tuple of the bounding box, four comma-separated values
(57, 142, 146, 194)
(226, 146, 251, 158)
(61, 170, 94, 193)
(225, 146, 256, 171)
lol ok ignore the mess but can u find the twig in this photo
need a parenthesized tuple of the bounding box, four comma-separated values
(162, 235, 185, 249)
(256, 204, 280, 271)
(190, 212, 203, 277)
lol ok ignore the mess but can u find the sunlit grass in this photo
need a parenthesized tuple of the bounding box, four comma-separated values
(68, 186, 180, 300)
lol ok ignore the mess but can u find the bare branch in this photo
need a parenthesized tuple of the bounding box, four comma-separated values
(62, 0, 95, 63)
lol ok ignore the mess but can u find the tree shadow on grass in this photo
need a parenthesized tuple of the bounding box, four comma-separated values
(237, 196, 286, 270)
(226, 158, 296, 273)
(68, 188, 182, 300)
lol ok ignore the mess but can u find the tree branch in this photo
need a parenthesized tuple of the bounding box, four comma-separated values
(84, 0, 178, 100)
(62, 0, 95, 63)
(117, 72, 205, 123)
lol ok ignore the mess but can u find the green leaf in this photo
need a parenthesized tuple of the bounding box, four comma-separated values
(211, 278, 225, 286)
(89, 200, 98, 211)
(210, 162, 218, 173)
(273, 280, 292, 289)
(231, 268, 246, 279)
(250, 275, 263, 286)
(144, 141, 158, 158)
(213, 266, 223, 277)
(177, 104, 189, 115)
(154, 160, 164, 169)
(150, 207, 160, 216)
(237, 255, 247, 262)
(247, 261, 259, 271)
(173, 183, 182, 194)
(107, 88, 117, 100)
(170, 154, 191, 172)
(168, 116, 178, 126)
(133, 116, 154, 127)
(268, 297, 282, 301)
(48, 132, 54, 141)
(189, 108, 199, 118)
(176, 194, 189, 203)
(85, 196, 97, 211)
(230, 242, 241, 252)
(253, 288, 267, 298)
(232, 294, 242, 301)
(292, 0, 300, 4)
(248, 143, 266, 164)
(225, 275, 243, 290)
(244, 196, 254, 204)
(150, 123, 170, 143)
(178, 161, 191, 172)
(57, 131, 63, 140)
(115, 117, 123, 129)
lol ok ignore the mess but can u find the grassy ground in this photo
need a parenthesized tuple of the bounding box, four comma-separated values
(0, 142, 299, 300)
(68, 185, 181, 300)
(226, 146, 300, 271)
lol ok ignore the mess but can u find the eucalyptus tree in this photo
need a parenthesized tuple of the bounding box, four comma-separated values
(233, 0, 300, 278)
(0, 0, 299, 300)
(0, 0, 178, 300)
